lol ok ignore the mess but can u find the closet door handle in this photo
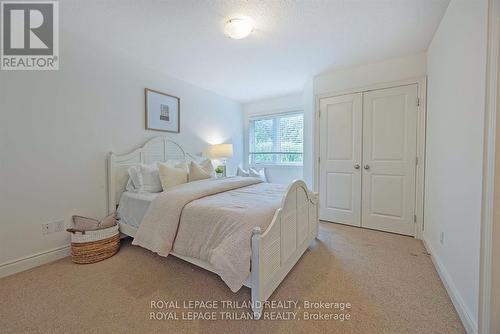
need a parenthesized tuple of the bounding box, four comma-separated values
(364, 164, 370, 170)
(354, 163, 360, 170)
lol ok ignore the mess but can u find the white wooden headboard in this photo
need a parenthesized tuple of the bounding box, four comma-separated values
(107, 137, 199, 213)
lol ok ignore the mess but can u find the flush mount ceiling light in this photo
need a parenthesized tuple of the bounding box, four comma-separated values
(224, 17, 254, 39)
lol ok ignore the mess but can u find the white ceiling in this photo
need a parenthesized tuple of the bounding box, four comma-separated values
(64, 0, 449, 102)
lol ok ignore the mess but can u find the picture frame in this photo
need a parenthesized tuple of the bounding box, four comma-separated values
(145, 88, 180, 133)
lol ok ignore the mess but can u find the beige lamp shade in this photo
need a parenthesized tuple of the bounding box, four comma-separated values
(207, 144, 233, 159)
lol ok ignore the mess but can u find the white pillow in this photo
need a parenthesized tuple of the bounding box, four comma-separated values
(158, 161, 188, 190)
(249, 168, 267, 182)
(138, 164, 163, 192)
(236, 167, 249, 177)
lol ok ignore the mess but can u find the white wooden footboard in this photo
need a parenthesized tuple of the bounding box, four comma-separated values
(250, 180, 319, 318)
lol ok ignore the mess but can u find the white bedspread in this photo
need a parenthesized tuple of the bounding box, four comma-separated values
(132, 176, 287, 292)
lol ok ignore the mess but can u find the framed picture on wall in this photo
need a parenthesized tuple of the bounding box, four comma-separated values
(145, 88, 180, 133)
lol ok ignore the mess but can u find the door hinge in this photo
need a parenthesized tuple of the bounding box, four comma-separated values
(415, 157, 419, 165)
(414, 214, 417, 223)
(416, 97, 420, 107)
(318, 157, 321, 164)
(318, 110, 321, 118)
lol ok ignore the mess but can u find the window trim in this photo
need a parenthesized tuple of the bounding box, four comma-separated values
(247, 110, 304, 167)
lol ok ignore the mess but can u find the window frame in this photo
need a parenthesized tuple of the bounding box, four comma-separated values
(248, 110, 304, 167)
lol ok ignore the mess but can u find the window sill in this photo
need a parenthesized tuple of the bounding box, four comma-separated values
(250, 164, 303, 169)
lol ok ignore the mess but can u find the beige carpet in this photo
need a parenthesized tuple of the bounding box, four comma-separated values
(0, 222, 465, 334)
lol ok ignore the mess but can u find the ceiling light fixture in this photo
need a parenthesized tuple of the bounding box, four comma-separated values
(224, 17, 254, 39)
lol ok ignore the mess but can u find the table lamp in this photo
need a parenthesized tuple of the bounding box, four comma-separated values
(207, 143, 233, 177)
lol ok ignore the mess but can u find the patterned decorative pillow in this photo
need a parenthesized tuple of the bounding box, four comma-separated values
(236, 167, 250, 177)
(237, 167, 267, 182)
(125, 164, 162, 193)
(249, 168, 267, 182)
(126, 166, 142, 192)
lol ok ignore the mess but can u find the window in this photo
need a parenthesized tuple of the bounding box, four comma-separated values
(248, 112, 304, 166)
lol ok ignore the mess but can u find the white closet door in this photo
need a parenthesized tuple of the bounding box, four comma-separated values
(361, 84, 418, 236)
(319, 93, 362, 226)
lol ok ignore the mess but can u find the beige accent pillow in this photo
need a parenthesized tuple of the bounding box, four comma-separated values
(189, 161, 213, 182)
(199, 159, 215, 176)
(158, 161, 188, 190)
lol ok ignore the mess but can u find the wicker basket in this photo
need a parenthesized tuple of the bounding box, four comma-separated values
(68, 225, 120, 264)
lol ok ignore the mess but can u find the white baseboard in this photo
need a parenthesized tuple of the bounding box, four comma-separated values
(422, 239, 478, 334)
(0, 245, 71, 279)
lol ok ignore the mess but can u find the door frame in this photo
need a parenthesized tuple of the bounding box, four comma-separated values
(314, 76, 427, 239)
(479, 0, 500, 333)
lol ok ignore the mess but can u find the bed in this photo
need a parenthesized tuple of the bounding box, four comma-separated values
(107, 137, 319, 319)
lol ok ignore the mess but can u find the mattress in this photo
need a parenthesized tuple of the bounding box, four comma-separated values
(117, 191, 159, 228)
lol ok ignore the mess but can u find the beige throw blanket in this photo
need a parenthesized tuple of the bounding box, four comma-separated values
(132, 177, 286, 291)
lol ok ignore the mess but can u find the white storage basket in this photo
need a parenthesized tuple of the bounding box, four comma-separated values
(69, 225, 119, 243)
(68, 225, 120, 264)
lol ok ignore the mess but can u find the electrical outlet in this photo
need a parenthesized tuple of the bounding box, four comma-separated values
(42, 223, 51, 235)
(42, 220, 65, 235)
(440, 232, 445, 245)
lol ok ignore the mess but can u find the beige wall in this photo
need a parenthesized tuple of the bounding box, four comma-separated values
(0, 35, 244, 270)
(424, 1, 488, 331)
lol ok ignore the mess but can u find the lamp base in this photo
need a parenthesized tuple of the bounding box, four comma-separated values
(222, 159, 227, 177)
